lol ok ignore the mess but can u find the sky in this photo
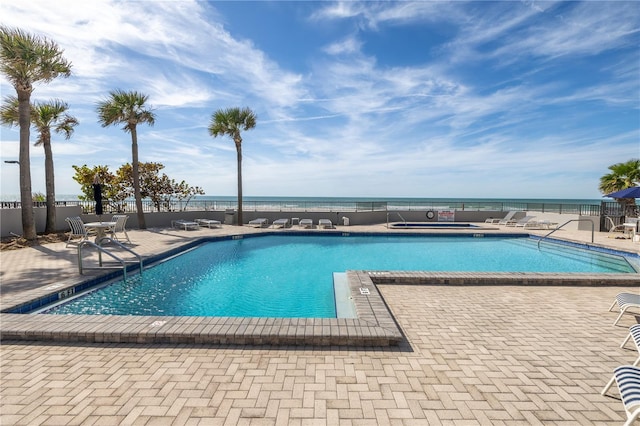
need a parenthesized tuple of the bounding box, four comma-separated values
(0, 0, 639, 200)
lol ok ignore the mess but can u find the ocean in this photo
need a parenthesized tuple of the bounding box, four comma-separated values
(0, 194, 603, 205)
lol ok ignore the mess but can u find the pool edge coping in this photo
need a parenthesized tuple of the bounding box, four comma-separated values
(0, 270, 403, 347)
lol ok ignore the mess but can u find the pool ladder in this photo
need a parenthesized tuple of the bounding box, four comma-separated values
(77, 237, 143, 280)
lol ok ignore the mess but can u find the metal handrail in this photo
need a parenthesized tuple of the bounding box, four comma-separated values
(97, 237, 143, 269)
(77, 238, 143, 279)
(0, 199, 605, 216)
(537, 219, 594, 249)
(386, 212, 407, 228)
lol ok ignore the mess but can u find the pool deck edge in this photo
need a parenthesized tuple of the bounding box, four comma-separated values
(0, 270, 405, 347)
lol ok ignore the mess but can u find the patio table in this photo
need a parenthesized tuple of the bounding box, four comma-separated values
(84, 221, 116, 243)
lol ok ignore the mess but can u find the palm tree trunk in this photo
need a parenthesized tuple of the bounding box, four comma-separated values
(43, 137, 56, 233)
(18, 89, 37, 240)
(131, 126, 146, 229)
(236, 143, 243, 226)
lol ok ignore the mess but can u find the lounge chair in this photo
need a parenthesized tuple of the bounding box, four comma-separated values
(272, 218, 290, 228)
(318, 219, 333, 229)
(486, 210, 518, 224)
(606, 216, 628, 237)
(516, 219, 544, 229)
(195, 218, 222, 228)
(506, 216, 535, 227)
(609, 292, 640, 326)
(248, 218, 269, 228)
(532, 219, 558, 230)
(171, 219, 199, 230)
(514, 217, 538, 228)
(602, 324, 640, 398)
(600, 365, 640, 426)
(497, 211, 524, 225)
(619, 324, 640, 365)
(65, 216, 92, 247)
(109, 214, 131, 244)
(299, 219, 313, 229)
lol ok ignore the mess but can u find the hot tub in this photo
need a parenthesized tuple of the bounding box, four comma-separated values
(390, 222, 481, 229)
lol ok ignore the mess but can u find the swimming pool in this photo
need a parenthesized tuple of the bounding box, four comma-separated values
(41, 234, 637, 318)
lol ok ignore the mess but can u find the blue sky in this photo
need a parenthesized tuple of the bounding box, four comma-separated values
(1, 0, 638, 200)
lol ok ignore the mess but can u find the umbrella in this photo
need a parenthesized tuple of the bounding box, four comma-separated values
(93, 175, 103, 217)
(604, 186, 640, 199)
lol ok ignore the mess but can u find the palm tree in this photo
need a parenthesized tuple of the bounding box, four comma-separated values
(599, 158, 640, 215)
(0, 26, 72, 240)
(96, 90, 155, 229)
(1, 97, 78, 233)
(208, 107, 257, 226)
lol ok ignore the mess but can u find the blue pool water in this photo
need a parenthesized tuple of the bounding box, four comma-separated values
(390, 223, 480, 228)
(44, 235, 636, 318)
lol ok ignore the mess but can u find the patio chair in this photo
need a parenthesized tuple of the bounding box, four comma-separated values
(606, 216, 628, 236)
(109, 214, 131, 244)
(171, 219, 199, 230)
(600, 365, 640, 426)
(610, 292, 640, 326)
(272, 218, 290, 228)
(486, 210, 519, 224)
(533, 219, 558, 230)
(506, 216, 535, 227)
(299, 218, 313, 229)
(514, 217, 539, 228)
(319, 219, 333, 229)
(195, 218, 222, 228)
(248, 218, 269, 228)
(65, 216, 92, 247)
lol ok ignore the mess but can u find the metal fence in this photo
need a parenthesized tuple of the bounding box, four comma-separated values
(600, 201, 640, 232)
(0, 199, 607, 216)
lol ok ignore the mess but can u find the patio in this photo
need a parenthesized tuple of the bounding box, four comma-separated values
(1, 224, 639, 424)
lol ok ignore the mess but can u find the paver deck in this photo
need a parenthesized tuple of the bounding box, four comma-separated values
(1, 223, 639, 424)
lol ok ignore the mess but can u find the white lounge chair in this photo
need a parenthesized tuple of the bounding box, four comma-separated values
(606, 216, 628, 237)
(514, 217, 538, 228)
(248, 218, 269, 228)
(172, 219, 199, 230)
(610, 293, 640, 326)
(486, 211, 518, 224)
(299, 219, 313, 229)
(318, 219, 333, 229)
(109, 214, 131, 244)
(195, 218, 222, 228)
(65, 216, 92, 247)
(272, 218, 290, 228)
(506, 216, 535, 227)
(600, 365, 640, 426)
(532, 219, 558, 230)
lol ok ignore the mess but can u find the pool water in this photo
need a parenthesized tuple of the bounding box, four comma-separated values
(390, 223, 480, 228)
(43, 235, 636, 318)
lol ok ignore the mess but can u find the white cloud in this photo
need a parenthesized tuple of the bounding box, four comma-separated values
(323, 36, 363, 55)
(0, 1, 637, 199)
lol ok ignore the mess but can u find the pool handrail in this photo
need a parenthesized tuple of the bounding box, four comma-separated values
(77, 238, 143, 280)
(98, 237, 143, 272)
(537, 219, 594, 250)
(386, 212, 407, 228)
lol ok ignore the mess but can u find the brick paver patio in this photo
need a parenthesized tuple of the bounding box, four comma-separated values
(2, 284, 639, 425)
(1, 224, 639, 424)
